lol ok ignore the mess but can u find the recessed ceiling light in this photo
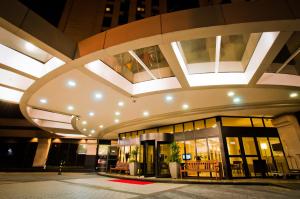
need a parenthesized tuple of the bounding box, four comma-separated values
(118, 101, 124, 107)
(25, 42, 36, 51)
(114, 119, 119, 123)
(39, 98, 47, 104)
(90, 129, 95, 134)
(67, 80, 76, 87)
(227, 91, 235, 97)
(88, 134, 91, 137)
(289, 92, 298, 98)
(143, 111, 149, 117)
(99, 125, 104, 129)
(165, 95, 173, 102)
(94, 92, 103, 100)
(83, 128, 87, 132)
(88, 112, 95, 117)
(233, 97, 241, 104)
(115, 111, 121, 116)
(67, 105, 74, 111)
(82, 121, 87, 125)
(182, 103, 189, 110)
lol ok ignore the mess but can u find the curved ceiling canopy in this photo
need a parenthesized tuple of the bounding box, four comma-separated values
(1, 2, 300, 139)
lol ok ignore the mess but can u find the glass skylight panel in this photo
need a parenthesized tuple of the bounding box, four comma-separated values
(180, 37, 216, 74)
(102, 45, 174, 83)
(219, 34, 250, 73)
(102, 52, 149, 83)
(179, 34, 259, 75)
(267, 32, 300, 76)
(133, 45, 174, 79)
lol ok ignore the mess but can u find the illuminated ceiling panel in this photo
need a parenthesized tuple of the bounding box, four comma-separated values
(0, 68, 34, 90)
(101, 45, 175, 83)
(0, 86, 23, 103)
(171, 32, 279, 87)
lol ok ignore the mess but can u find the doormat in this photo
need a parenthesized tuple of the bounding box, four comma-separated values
(108, 179, 153, 185)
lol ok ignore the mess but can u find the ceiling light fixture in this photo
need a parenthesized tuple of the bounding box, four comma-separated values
(227, 91, 235, 97)
(99, 125, 104, 129)
(39, 98, 47, 104)
(88, 134, 91, 137)
(118, 101, 124, 107)
(233, 97, 241, 104)
(67, 80, 76, 87)
(165, 95, 173, 102)
(114, 119, 119, 123)
(115, 111, 121, 116)
(182, 103, 189, 110)
(143, 111, 149, 117)
(88, 112, 95, 116)
(25, 42, 36, 51)
(90, 129, 95, 134)
(82, 121, 87, 125)
(94, 92, 103, 100)
(67, 105, 74, 111)
(83, 128, 87, 132)
(290, 92, 298, 98)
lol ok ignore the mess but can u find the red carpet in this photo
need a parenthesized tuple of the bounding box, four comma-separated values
(108, 179, 153, 185)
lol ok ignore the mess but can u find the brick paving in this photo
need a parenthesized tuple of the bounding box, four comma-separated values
(0, 173, 299, 199)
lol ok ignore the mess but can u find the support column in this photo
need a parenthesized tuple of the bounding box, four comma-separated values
(32, 138, 51, 168)
(272, 114, 300, 170)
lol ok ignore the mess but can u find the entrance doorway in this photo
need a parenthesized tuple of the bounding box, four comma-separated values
(140, 133, 173, 177)
(142, 141, 172, 177)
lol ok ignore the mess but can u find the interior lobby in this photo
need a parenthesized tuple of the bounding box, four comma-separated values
(0, 0, 300, 198)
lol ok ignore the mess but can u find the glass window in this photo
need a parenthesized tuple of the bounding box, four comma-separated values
(131, 131, 137, 138)
(269, 137, 288, 173)
(159, 125, 173, 133)
(194, 120, 205, 130)
(119, 133, 126, 139)
(185, 140, 197, 176)
(77, 144, 87, 154)
(98, 145, 109, 155)
(257, 137, 274, 172)
(264, 118, 274, 127)
(125, 132, 131, 138)
(124, 146, 130, 162)
(119, 146, 126, 162)
(196, 139, 208, 160)
(206, 118, 216, 128)
(184, 122, 194, 132)
(208, 137, 222, 162)
(221, 117, 252, 127)
(145, 128, 157, 134)
(174, 124, 183, 133)
(229, 157, 244, 177)
(226, 137, 241, 155)
(252, 118, 264, 127)
(242, 137, 257, 155)
(176, 141, 185, 163)
(246, 157, 259, 177)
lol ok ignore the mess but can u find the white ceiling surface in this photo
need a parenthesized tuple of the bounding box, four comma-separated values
(28, 69, 300, 138)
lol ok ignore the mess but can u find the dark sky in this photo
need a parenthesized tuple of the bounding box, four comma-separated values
(18, 0, 67, 27)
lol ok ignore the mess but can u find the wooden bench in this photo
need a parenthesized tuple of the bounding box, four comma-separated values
(180, 160, 221, 179)
(110, 161, 129, 174)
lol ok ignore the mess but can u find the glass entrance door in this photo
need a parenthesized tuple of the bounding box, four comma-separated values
(143, 141, 155, 176)
(158, 143, 171, 177)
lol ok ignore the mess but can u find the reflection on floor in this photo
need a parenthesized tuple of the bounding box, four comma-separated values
(0, 172, 300, 199)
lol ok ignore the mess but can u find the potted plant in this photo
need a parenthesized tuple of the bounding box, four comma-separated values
(169, 142, 181, 179)
(129, 146, 139, 176)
